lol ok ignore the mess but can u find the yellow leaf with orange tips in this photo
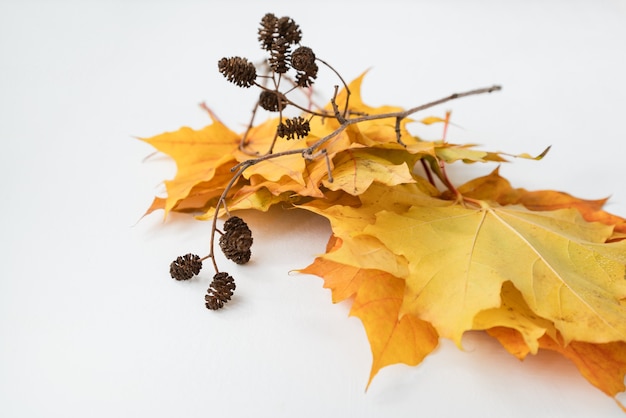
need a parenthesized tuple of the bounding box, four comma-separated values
(235, 118, 306, 186)
(350, 270, 438, 389)
(457, 168, 626, 236)
(330, 71, 404, 119)
(139, 118, 240, 215)
(299, 234, 439, 387)
(328, 73, 419, 148)
(362, 204, 626, 346)
(301, 202, 410, 280)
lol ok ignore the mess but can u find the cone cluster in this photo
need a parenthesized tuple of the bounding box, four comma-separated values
(277, 116, 310, 140)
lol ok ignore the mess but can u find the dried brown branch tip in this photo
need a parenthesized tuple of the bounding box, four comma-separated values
(169, 215, 252, 310)
(170, 12, 326, 311)
(220, 12, 314, 89)
(216, 12, 332, 154)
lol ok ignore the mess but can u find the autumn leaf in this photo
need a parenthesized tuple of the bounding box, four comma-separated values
(486, 327, 534, 360)
(235, 117, 306, 186)
(456, 168, 626, 235)
(538, 336, 626, 412)
(487, 327, 626, 411)
(350, 271, 439, 388)
(143, 196, 166, 217)
(165, 162, 247, 213)
(473, 281, 556, 354)
(141, 72, 446, 219)
(363, 204, 626, 346)
(298, 235, 364, 303)
(299, 234, 439, 387)
(322, 149, 416, 195)
(420, 115, 447, 125)
(139, 117, 240, 215)
(304, 190, 626, 404)
(302, 202, 410, 280)
(330, 71, 404, 119)
(435, 143, 551, 164)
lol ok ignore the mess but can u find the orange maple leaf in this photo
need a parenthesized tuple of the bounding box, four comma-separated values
(298, 235, 363, 303)
(457, 168, 626, 236)
(139, 117, 240, 215)
(299, 234, 438, 388)
(487, 326, 626, 411)
(350, 271, 439, 389)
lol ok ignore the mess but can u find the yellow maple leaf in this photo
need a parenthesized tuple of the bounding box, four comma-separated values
(140, 73, 444, 219)
(139, 118, 240, 215)
(363, 204, 626, 346)
(302, 202, 410, 279)
(473, 281, 556, 354)
(235, 117, 306, 186)
(322, 149, 416, 195)
(330, 71, 404, 119)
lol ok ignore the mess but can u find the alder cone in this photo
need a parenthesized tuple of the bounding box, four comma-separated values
(290, 46, 316, 71)
(169, 253, 202, 281)
(219, 216, 253, 264)
(277, 116, 310, 140)
(217, 57, 257, 88)
(205, 272, 236, 310)
(259, 90, 286, 112)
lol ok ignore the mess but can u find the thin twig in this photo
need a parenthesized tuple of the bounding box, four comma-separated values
(322, 149, 333, 183)
(316, 57, 351, 117)
(230, 84, 501, 174)
(240, 101, 262, 154)
(208, 165, 248, 274)
(330, 85, 346, 124)
(394, 117, 406, 147)
(254, 84, 333, 119)
(347, 85, 502, 145)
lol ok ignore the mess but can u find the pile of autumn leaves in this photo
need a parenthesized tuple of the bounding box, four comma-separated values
(141, 74, 626, 410)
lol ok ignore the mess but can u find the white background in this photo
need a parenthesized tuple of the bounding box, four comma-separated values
(1, 1, 626, 417)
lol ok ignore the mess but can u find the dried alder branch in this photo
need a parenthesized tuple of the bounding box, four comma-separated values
(169, 12, 503, 308)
